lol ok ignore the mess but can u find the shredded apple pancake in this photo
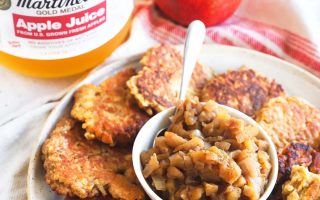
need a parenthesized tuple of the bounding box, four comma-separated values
(141, 97, 271, 200)
(282, 166, 320, 200)
(201, 68, 284, 117)
(71, 68, 150, 145)
(268, 142, 320, 200)
(127, 45, 211, 115)
(277, 142, 320, 184)
(256, 96, 320, 149)
(42, 117, 145, 200)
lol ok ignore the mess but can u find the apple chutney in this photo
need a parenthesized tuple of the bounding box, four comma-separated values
(141, 97, 272, 200)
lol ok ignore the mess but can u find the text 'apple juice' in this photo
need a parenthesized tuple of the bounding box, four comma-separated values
(0, 0, 133, 77)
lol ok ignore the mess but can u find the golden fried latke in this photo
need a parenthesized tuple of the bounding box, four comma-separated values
(256, 96, 320, 149)
(71, 68, 150, 145)
(278, 143, 313, 184)
(282, 166, 320, 200)
(200, 68, 284, 117)
(270, 142, 320, 200)
(127, 45, 211, 115)
(42, 117, 145, 199)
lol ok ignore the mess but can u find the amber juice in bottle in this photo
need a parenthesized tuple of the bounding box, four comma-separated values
(0, 0, 133, 77)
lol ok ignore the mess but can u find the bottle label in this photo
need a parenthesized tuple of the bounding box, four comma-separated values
(0, 0, 133, 60)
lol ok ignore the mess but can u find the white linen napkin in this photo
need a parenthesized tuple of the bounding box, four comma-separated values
(0, 103, 56, 200)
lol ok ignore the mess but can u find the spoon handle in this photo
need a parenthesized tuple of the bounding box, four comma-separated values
(179, 20, 206, 101)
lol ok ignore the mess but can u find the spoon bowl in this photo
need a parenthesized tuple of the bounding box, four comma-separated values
(132, 103, 278, 200)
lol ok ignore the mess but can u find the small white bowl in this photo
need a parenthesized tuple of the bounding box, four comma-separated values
(132, 104, 278, 200)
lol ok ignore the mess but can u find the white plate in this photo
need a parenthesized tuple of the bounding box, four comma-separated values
(27, 44, 320, 200)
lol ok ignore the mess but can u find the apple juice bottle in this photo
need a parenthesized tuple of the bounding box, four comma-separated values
(0, 0, 133, 77)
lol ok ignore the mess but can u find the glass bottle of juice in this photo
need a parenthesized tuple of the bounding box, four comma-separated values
(0, 0, 133, 78)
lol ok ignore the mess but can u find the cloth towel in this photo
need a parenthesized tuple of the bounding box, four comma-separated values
(1, 0, 320, 199)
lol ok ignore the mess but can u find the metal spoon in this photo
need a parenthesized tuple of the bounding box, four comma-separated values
(153, 20, 206, 146)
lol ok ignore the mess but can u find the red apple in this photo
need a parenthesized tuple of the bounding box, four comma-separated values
(155, 0, 242, 26)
